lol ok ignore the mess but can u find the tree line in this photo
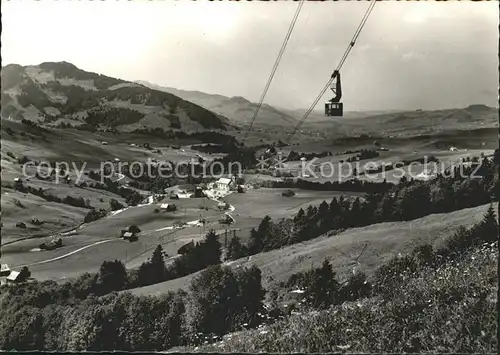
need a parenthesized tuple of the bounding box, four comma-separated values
(226, 156, 498, 259)
(1, 205, 496, 351)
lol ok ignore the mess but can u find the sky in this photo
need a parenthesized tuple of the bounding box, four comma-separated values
(2, 0, 498, 111)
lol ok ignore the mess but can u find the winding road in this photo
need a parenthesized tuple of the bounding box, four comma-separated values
(12, 188, 237, 269)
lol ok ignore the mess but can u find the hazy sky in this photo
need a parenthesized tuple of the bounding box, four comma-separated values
(2, 0, 498, 111)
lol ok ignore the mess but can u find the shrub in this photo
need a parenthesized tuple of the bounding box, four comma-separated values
(128, 225, 141, 234)
(109, 198, 124, 211)
(84, 209, 107, 223)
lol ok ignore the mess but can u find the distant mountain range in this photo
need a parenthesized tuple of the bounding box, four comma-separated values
(1, 62, 234, 132)
(135, 80, 299, 126)
(2, 62, 496, 138)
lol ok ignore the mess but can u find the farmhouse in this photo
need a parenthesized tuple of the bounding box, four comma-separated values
(218, 201, 229, 210)
(6, 271, 27, 284)
(215, 177, 233, 191)
(160, 203, 177, 212)
(121, 230, 138, 241)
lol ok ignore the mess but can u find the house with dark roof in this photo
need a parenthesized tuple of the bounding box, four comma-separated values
(6, 271, 28, 284)
(121, 230, 138, 241)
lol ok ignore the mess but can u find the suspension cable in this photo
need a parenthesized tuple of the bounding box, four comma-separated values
(287, 0, 377, 143)
(242, 0, 305, 143)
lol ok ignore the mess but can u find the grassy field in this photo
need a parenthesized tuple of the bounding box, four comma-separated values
(127, 203, 494, 297)
(222, 188, 365, 244)
(1, 196, 220, 273)
(0, 188, 88, 244)
(1, 187, 362, 282)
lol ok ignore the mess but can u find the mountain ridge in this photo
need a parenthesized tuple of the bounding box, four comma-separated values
(135, 80, 299, 126)
(1, 62, 234, 132)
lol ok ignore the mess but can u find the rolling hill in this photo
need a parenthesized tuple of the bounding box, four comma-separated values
(1, 62, 234, 132)
(127, 203, 495, 297)
(135, 80, 299, 126)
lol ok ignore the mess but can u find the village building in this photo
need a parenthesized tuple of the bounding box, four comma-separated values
(121, 230, 138, 241)
(218, 201, 229, 210)
(215, 177, 235, 191)
(6, 271, 28, 284)
(160, 203, 177, 212)
(0, 264, 11, 277)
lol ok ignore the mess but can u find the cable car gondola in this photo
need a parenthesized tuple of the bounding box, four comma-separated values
(325, 70, 343, 117)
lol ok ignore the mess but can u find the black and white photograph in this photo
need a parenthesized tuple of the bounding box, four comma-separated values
(0, 0, 498, 353)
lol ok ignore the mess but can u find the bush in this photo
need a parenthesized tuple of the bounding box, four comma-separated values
(128, 225, 141, 234)
(109, 198, 124, 211)
(84, 209, 107, 223)
(185, 265, 265, 340)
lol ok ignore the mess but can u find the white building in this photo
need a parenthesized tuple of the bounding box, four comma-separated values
(215, 177, 232, 191)
(6, 271, 21, 283)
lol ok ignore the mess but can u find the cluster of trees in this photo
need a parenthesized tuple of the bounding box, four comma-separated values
(84, 208, 108, 223)
(210, 147, 257, 172)
(363, 155, 439, 174)
(136, 230, 222, 288)
(286, 150, 333, 162)
(345, 149, 379, 162)
(17, 80, 52, 108)
(0, 263, 264, 351)
(282, 259, 372, 310)
(261, 178, 393, 194)
(227, 157, 497, 259)
(86, 172, 144, 205)
(276, 204, 498, 313)
(181, 102, 226, 130)
(85, 107, 145, 127)
(109, 198, 125, 211)
(20, 119, 48, 132)
(14, 182, 92, 209)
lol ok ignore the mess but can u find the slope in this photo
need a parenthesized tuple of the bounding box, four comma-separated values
(127, 202, 494, 297)
(136, 80, 298, 126)
(1, 62, 233, 132)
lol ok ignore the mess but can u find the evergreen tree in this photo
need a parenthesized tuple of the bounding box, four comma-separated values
(293, 208, 305, 224)
(340, 271, 372, 302)
(317, 200, 331, 233)
(248, 216, 272, 255)
(247, 228, 261, 255)
(226, 235, 247, 261)
(202, 229, 222, 266)
(346, 197, 362, 227)
(234, 266, 265, 328)
(478, 204, 498, 243)
(186, 265, 240, 337)
(97, 260, 127, 294)
(303, 259, 340, 309)
(19, 266, 31, 281)
(150, 245, 167, 282)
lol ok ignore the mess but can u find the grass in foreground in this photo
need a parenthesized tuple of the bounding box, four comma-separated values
(186, 241, 498, 353)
